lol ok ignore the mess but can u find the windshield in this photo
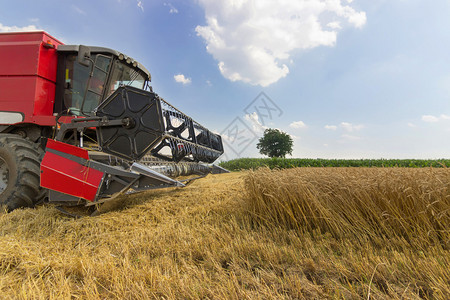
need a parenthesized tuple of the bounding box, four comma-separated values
(107, 60, 146, 97)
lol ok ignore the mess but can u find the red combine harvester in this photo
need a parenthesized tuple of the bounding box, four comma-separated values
(0, 31, 225, 215)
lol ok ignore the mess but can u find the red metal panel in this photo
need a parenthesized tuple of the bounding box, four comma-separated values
(0, 76, 35, 118)
(40, 140, 104, 201)
(28, 115, 74, 127)
(0, 40, 41, 76)
(45, 139, 89, 159)
(0, 75, 53, 124)
(0, 31, 63, 125)
(37, 32, 61, 81)
(33, 76, 56, 117)
(0, 31, 62, 78)
(40, 152, 104, 201)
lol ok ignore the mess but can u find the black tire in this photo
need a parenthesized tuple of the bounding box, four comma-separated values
(0, 134, 43, 211)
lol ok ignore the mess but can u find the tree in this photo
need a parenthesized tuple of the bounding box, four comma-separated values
(257, 128, 293, 158)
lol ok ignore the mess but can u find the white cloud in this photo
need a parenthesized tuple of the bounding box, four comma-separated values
(422, 115, 439, 123)
(164, 3, 179, 14)
(174, 74, 192, 85)
(71, 5, 87, 15)
(244, 112, 267, 133)
(407, 122, 416, 128)
(196, 0, 366, 86)
(289, 120, 307, 129)
(327, 22, 342, 29)
(341, 134, 361, 141)
(340, 122, 364, 132)
(137, 0, 144, 12)
(0, 23, 40, 32)
(206, 80, 212, 86)
(422, 114, 450, 123)
(325, 122, 363, 132)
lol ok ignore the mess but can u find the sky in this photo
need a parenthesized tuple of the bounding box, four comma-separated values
(1, 0, 450, 160)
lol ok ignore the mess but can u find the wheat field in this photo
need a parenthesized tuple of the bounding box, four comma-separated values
(0, 168, 449, 299)
(245, 167, 449, 248)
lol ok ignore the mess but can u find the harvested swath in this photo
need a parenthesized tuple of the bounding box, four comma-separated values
(245, 167, 450, 249)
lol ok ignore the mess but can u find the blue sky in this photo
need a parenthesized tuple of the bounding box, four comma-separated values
(1, 0, 450, 160)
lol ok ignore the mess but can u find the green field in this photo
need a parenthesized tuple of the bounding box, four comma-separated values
(219, 158, 450, 171)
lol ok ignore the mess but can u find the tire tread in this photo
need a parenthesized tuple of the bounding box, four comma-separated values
(0, 134, 43, 211)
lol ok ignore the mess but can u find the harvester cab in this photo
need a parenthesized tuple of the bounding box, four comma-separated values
(0, 31, 226, 215)
(55, 45, 151, 117)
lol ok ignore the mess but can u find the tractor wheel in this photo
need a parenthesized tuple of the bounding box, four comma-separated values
(0, 134, 43, 211)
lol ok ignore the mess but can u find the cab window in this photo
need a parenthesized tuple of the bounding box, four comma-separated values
(63, 54, 111, 115)
(107, 60, 146, 97)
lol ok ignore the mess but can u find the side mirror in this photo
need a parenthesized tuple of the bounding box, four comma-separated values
(77, 45, 91, 67)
